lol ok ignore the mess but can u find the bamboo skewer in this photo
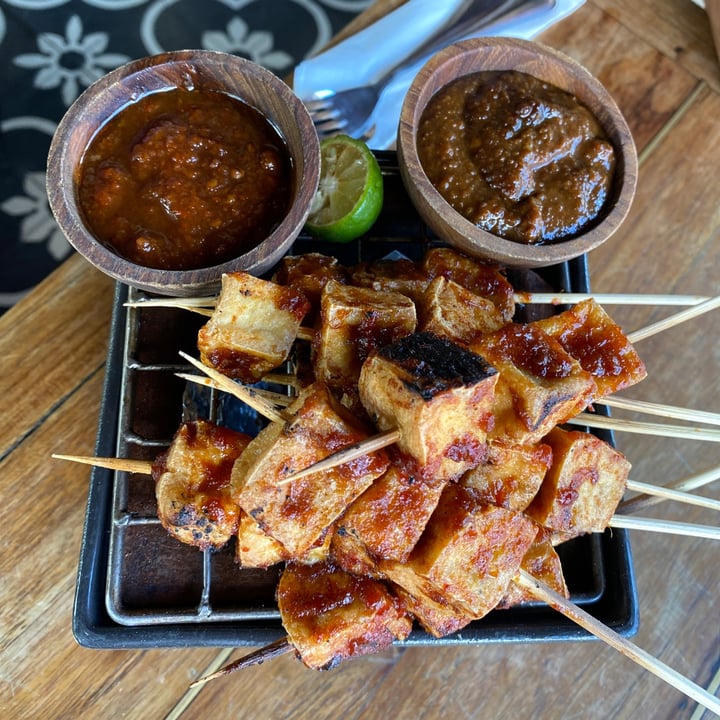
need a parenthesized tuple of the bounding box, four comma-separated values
(599, 397, 720, 427)
(178, 373, 294, 407)
(608, 515, 720, 540)
(625, 478, 720, 512)
(626, 295, 720, 343)
(567, 414, 720, 442)
(51, 454, 152, 474)
(513, 571, 720, 717)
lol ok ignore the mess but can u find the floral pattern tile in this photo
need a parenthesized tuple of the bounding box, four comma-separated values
(0, 0, 371, 313)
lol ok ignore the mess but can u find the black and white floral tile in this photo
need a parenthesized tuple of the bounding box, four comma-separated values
(0, 0, 371, 314)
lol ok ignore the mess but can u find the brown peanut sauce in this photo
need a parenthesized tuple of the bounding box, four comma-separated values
(417, 70, 615, 244)
(78, 88, 291, 270)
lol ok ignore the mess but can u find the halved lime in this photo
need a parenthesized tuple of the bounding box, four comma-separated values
(305, 135, 383, 243)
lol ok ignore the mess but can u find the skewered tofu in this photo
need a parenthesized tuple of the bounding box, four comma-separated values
(277, 560, 412, 670)
(460, 440, 553, 512)
(331, 448, 448, 576)
(496, 530, 569, 609)
(151, 420, 251, 550)
(419, 275, 507, 346)
(233, 382, 389, 557)
(423, 247, 515, 321)
(532, 298, 647, 398)
(197, 271, 311, 383)
(473, 323, 597, 445)
(314, 281, 417, 399)
(525, 427, 631, 541)
(359, 332, 498, 481)
(380, 485, 538, 625)
(391, 582, 474, 638)
(349, 257, 430, 302)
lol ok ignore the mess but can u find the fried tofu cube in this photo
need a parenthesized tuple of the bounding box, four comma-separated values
(496, 530, 569, 609)
(473, 323, 597, 445)
(349, 257, 430, 302)
(532, 298, 647, 398)
(272, 253, 347, 316)
(197, 271, 311, 383)
(359, 332, 498, 480)
(391, 583, 474, 638)
(332, 449, 448, 576)
(277, 561, 412, 670)
(460, 440, 553, 512)
(525, 427, 630, 539)
(151, 421, 251, 550)
(418, 276, 506, 346)
(423, 247, 515, 321)
(233, 382, 389, 557)
(315, 281, 417, 395)
(380, 486, 538, 620)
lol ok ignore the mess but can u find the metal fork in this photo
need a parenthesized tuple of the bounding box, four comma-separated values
(304, 0, 555, 141)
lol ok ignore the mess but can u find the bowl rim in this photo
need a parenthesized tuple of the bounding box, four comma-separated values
(397, 37, 638, 268)
(47, 49, 320, 294)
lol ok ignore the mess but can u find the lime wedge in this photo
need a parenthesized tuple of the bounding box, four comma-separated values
(305, 135, 383, 243)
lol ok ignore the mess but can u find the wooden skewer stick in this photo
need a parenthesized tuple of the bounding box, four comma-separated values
(125, 295, 217, 308)
(567, 414, 720, 442)
(599, 397, 720, 427)
(625, 478, 720, 513)
(52, 454, 152, 474)
(608, 515, 720, 540)
(513, 570, 720, 716)
(189, 636, 293, 687)
(178, 373, 294, 408)
(178, 351, 290, 424)
(618, 465, 720, 514)
(627, 295, 720, 343)
(516, 292, 711, 306)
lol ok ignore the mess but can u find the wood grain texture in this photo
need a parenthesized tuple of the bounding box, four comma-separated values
(0, 2, 718, 719)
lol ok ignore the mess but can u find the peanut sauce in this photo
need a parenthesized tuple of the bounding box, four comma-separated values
(417, 70, 615, 244)
(78, 88, 291, 270)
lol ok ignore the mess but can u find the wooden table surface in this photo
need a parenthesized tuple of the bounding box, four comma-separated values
(1, 1, 718, 718)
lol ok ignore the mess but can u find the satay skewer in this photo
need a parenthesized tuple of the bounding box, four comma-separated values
(598, 397, 720, 427)
(567, 414, 720, 442)
(626, 295, 720, 343)
(514, 570, 720, 717)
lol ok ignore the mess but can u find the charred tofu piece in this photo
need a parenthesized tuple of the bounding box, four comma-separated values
(460, 440, 553, 512)
(473, 323, 596, 445)
(526, 427, 630, 540)
(359, 332, 497, 481)
(419, 276, 506, 346)
(235, 512, 332, 568)
(272, 253, 347, 317)
(380, 485, 538, 620)
(423, 247, 515, 321)
(496, 530, 569, 609)
(332, 448, 448, 576)
(349, 257, 430, 302)
(277, 560, 412, 670)
(315, 281, 417, 397)
(151, 420, 251, 550)
(197, 272, 311, 383)
(233, 382, 389, 557)
(391, 583, 474, 638)
(533, 298, 647, 398)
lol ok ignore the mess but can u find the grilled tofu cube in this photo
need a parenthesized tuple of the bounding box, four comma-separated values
(423, 247, 515, 321)
(473, 323, 596, 445)
(496, 530, 569, 609)
(460, 440, 553, 512)
(233, 382, 389, 557)
(359, 332, 498, 480)
(332, 449, 448, 576)
(315, 281, 416, 396)
(151, 420, 251, 550)
(349, 257, 430, 302)
(391, 583, 474, 638)
(418, 276, 506, 345)
(197, 271, 311, 383)
(533, 298, 647, 398)
(277, 561, 412, 670)
(526, 427, 630, 539)
(380, 485, 538, 620)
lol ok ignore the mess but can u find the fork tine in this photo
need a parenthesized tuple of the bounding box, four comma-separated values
(313, 118, 348, 136)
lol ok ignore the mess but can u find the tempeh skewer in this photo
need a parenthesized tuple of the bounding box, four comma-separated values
(514, 570, 720, 717)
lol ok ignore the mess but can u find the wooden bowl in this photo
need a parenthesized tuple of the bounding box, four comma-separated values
(397, 37, 637, 268)
(47, 50, 320, 296)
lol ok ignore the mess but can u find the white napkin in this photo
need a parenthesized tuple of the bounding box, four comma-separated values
(293, 0, 585, 149)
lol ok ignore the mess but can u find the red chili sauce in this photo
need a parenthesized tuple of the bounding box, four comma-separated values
(78, 88, 292, 270)
(417, 70, 615, 245)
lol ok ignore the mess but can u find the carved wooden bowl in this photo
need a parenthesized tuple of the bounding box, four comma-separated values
(47, 50, 320, 296)
(397, 37, 637, 268)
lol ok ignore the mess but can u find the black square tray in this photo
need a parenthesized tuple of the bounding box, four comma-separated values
(73, 151, 638, 649)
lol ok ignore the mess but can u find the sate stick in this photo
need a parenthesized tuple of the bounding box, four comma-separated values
(514, 570, 720, 717)
(51, 454, 151, 474)
(608, 515, 720, 540)
(627, 295, 720, 343)
(178, 373, 294, 408)
(599, 397, 720, 427)
(567, 414, 720, 442)
(625, 478, 720, 512)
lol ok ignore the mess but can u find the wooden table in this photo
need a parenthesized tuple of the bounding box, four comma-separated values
(1, 1, 718, 717)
